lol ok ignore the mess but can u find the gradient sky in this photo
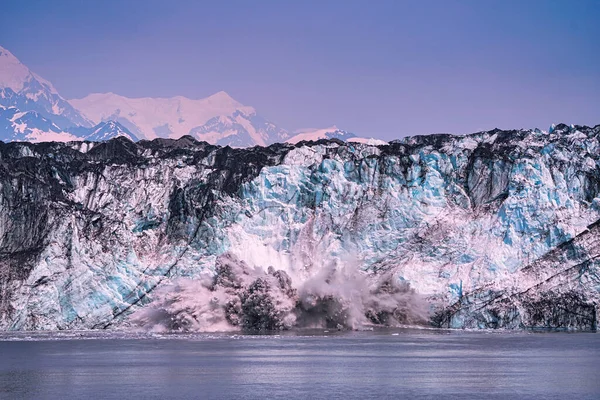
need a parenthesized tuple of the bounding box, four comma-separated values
(1, 0, 599, 140)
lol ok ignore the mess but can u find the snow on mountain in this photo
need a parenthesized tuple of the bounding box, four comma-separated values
(0, 44, 374, 147)
(0, 44, 289, 145)
(0, 46, 56, 93)
(348, 137, 388, 146)
(0, 104, 135, 143)
(0, 46, 92, 129)
(190, 110, 290, 147)
(84, 121, 138, 142)
(0, 105, 79, 142)
(286, 126, 356, 144)
(287, 126, 387, 146)
(0, 44, 388, 147)
(69, 91, 289, 146)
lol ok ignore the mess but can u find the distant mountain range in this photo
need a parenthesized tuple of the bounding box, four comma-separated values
(69, 91, 290, 145)
(0, 45, 382, 146)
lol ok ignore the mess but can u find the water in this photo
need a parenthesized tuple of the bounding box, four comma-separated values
(0, 329, 599, 399)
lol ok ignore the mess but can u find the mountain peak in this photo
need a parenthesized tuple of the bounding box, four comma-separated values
(86, 120, 138, 142)
(0, 44, 57, 93)
(0, 45, 32, 92)
(209, 90, 232, 98)
(205, 91, 243, 107)
(0, 45, 18, 62)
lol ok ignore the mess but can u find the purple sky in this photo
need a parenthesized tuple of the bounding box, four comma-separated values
(1, 0, 599, 140)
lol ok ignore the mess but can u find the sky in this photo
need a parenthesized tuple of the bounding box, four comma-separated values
(1, 0, 599, 140)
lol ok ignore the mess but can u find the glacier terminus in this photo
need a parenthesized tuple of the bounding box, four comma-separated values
(0, 123, 599, 332)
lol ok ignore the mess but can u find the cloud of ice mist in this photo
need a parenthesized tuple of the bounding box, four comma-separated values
(130, 253, 430, 332)
(296, 261, 430, 330)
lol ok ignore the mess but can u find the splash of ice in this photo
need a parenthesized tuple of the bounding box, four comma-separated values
(130, 253, 429, 332)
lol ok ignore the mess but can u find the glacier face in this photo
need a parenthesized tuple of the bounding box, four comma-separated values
(0, 124, 599, 331)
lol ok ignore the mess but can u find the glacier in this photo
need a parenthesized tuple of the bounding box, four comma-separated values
(0, 123, 599, 331)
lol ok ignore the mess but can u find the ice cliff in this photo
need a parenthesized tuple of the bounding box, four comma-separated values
(1, 123, 599, 331)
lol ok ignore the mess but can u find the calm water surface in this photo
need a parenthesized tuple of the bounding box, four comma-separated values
(0, 329, 598, 399)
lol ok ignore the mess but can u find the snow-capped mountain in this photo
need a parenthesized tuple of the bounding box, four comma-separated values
(286, 126, 356, 144)
(287, 126, 388, 146)
(347, 137, 388, 146)
(70, 91, 290, 146)
(0, 46, 92, 129)
(190, 110, 289, 147)
(0, 104, 136, 143)
(0, 44, 367, 147)
(0, 44, 292, 146)
(0, 105, 79, 142)
(1, 124, 599, 331)
(83, 121, 138, 142)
